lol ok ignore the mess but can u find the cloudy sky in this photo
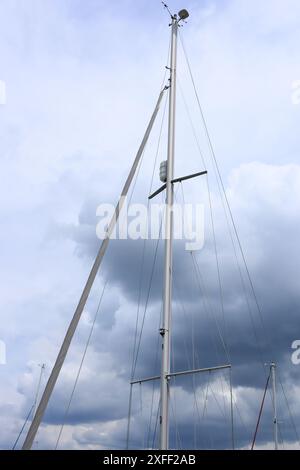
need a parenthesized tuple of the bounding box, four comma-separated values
(1, 0, 300, 450)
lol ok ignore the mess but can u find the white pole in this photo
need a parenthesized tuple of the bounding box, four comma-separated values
(22, 89, 166, 450)
(160, 14, 178, 450)
(271, 362, 278, 450)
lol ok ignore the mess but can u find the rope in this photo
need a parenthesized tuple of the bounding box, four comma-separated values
(152, 398, 161, 449)
(170, 325, 180, 449)
(131, 223, 163, 378)
(178, 82, 227, 336)
(178, 36, 285, 450)
(130, 90, 168, 383)
(146, 304, 163, 448)
(12, 364, 46, 450)
(178, 69, 265, 375)
(139, 383, 145, 448)
(12, 404, 35, 450)
(172, 184, 232, 443)
(179, 178, 231, 420)
(55, 281, 108, 449)
(191, 252, 230, 364)
(170, 388, 183, 449)
(173, 276, 214, 447)
(126, 384, 134, 450)
(251, 371, 270, 450)
(278, 372, 300, 446)
(127, 40, 170, 449)
(179, 31, 271, 354)
(229, 368, 235, 450)
(202, 372, 214, 449)
(172, 190, 210, 446)
(178, 30, 300, 451)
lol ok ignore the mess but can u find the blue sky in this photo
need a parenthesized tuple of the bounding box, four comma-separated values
(1, 0, 300, 450)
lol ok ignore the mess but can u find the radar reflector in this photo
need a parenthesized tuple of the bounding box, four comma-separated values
(178, 9, 189, 20)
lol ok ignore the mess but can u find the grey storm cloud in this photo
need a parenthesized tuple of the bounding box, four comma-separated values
(39, 160, 300, 450)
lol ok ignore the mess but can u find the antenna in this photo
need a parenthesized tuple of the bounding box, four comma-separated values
(161, 2, 173, 18)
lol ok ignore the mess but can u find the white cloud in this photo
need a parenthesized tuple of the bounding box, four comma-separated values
(1, 0, 300, 450)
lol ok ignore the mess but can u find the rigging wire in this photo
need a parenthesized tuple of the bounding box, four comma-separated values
(126, 212, 164, 448)
(126, 106, 164, 448)
(170, 276, 179, 450)
(146, 304, 163, 448)
(178, 178, 231, 421)
(171, 190, 210, 446)
(177, 85, 243, 436)
(175, 185, 199, 434)
(139, 383, 145, 449)
(152, 398, 161, 449)
(131, 221, 163, 380)
(54, 280, 108, 449)
(177, 79, 228, 346)
(130, 90, 169, 384)
(169, 310, 184, 450)
(127, 38, 171, 449)
(127, 30, 170, 212)
(178, 82, 253, 436)
(172, 277, 215, 447)
(12, 404, 35, 450)
(128, 181, 179, 448)
(169, 387, 183, 449)
(191, 250, 233, 423)
(278, 371, 300, 446)
(178, 30, 271, 353)
(251, 371, 271, 450)
(191, 252, 230, 364)
(171, 182, 232, 444)
(124, 15, 296, 452)
(179, 32, 300, 448)
(177, 117, 255, 451)
(126, 100, 168, 446)
(12, 364, 46, 450)
(229, 368, 235, 450)
(177, 33, 296, 447)
(177, 74, 264, 373)
(202, 372, 214, 449)
(126, 385, 134, 450)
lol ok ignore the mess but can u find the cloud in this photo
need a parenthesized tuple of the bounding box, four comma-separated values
(1, 0, 300, 450)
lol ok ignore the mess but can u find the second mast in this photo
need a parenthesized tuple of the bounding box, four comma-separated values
(160, 13, 178, 450)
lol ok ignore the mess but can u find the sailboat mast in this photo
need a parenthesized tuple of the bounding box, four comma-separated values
(271, 362, 279, 450)
(160, 13, 178, 450)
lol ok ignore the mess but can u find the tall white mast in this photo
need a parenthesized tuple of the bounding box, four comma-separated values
(22, 87, 166, 450)
(270, 362, 278, 450)
(128, 7, 231, 449)
(159, 12, 178, 451)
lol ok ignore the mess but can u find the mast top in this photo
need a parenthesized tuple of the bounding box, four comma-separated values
(162, 2, 189, 22)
